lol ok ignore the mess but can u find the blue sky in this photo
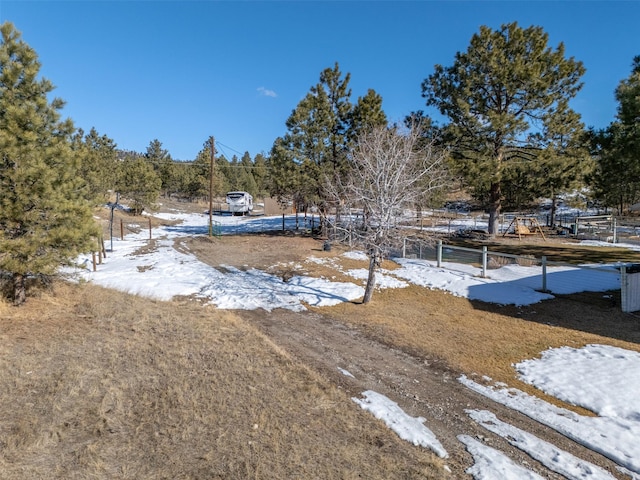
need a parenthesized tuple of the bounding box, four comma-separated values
(1, 1, 638, 161)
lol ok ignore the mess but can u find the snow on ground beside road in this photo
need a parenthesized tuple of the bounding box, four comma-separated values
(196, 265, 364, 312)
(76, 211, 640, 477)
(343, 267, 409, 288)
(460, 351, 640, 474)
(458, 435, 546, 480)
(392, 257, 621, 305)
(516, 344, 640, 422)
(352, 390, 448, 459)
(466, 409, 616, 480)
(354, 348, 640, 479)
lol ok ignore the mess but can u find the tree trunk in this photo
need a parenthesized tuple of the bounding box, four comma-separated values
(487, 181, 501, 236)
(550, 195, 557, 228)
(320, 206, 328, 238)
(13, 273, 26, 306)
(362, 253, 378, 304)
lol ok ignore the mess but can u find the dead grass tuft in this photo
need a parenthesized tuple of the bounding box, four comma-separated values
(0, 282, 444, 479)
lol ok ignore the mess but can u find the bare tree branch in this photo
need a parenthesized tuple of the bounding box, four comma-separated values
(326, 125, 449, 303)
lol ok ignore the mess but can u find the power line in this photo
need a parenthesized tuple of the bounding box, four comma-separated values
(141, 156, 267, 168)
(215, 141, 247, 157)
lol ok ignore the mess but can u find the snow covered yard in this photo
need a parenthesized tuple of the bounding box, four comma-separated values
(73, 211, 640, 478)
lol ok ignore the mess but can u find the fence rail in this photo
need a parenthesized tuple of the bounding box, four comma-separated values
(401, 237, 623, 299)
(408, 209, 640, 244)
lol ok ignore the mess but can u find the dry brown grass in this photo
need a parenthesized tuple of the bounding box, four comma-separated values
(181, 228, 640, 416)
(323, 279, 640, 414)
(6, 202, 637, 477)
(0, 282, 444, 479)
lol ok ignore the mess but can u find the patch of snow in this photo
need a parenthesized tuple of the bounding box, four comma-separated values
(352, 390, 448, 458)
(392, 258, 554, 306)
(391, 257, 620, 305)
(578, 240, 640, 252)
(467, 409, 616, 479)
(342, 250, 369, 261)
(344, 268, 409, 289)
(458, 434, 545, 479)
(516, 344, 640, 422)
(460, 373, 640, 474)
(338, 367, 355, 378)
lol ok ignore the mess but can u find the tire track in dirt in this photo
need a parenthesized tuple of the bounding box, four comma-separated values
(241, 308, 627, 479)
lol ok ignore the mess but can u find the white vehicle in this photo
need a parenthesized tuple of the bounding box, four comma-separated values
(226, 191, 253, 215)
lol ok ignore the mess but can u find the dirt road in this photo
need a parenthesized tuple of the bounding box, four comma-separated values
(180, 231, 629, 477)
(240, 307, 626, 478)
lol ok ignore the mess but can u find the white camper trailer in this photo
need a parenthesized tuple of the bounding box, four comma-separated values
(226, 191, 253, 215)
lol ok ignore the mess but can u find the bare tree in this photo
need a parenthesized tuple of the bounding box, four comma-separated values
(329, 125, 449, 304)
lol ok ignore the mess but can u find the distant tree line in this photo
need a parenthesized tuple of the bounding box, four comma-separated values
(73, 133, 270, 214)
(73, 32, 640, 224)
(1, 18, 639, 304)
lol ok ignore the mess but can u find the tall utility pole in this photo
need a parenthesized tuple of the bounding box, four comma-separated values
(209, 136, 215, 237)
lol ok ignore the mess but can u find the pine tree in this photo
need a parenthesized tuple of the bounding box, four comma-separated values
(116, 156, 161, 215)
(229, 155, 242, 191)
(239, 151, 258, 196)
(252, 153, 269, 197)
(178, 157, 207, 201)
(269, 63, 388, 220)
(0, 22, 98, 304)
(180, 141, 226, 201)
(531, 105, 593, 225)
(422, 22, 585, 234)
(145, 139, 176, 197)
(589, 56, 640, 213)
(74, 127, 119, 204)
(215, 155, 237, 192)
(268, 137, 301, 209)
(349, 88, 387, 142)
(277, 62, 353, 210)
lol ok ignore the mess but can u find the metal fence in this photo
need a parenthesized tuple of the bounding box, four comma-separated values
(400, 237, 624, 304)
(416, 209, 640, 244)
(500, 212, 640, 245)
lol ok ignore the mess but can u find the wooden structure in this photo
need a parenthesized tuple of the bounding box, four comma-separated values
(503, 216, 547, 241)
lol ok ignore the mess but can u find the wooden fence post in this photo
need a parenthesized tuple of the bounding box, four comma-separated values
(92, 252, 97, 272)
(149, 218, 152, 239)
(120, 219, 124, 240)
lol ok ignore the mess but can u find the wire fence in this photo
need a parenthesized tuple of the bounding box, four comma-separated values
(214, 214, 318, 235)
(407, 209, 640, 245)
(119, 218, 153, 240)
(93, 208, 640, 311)
(399, 237, 632, 309)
